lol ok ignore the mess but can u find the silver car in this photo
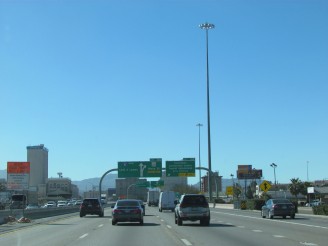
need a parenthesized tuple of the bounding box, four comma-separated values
(174, 194, 210, 226)
(111, 199, 144, 225)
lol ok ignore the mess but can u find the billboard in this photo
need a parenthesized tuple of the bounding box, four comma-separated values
(237, 165, 262, 179)
(7, 162, 30, 190)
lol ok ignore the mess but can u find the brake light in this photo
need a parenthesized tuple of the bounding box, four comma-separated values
(113, 209, 123, 214)
(180, 203, 187, 208)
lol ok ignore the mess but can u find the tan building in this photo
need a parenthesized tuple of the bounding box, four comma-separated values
(116, 178, 147, 200)
(160, 171, 187, 191)
(201, 172, 222, 196)
(27, 144, 48, 187)
(47, 177, 72, 199)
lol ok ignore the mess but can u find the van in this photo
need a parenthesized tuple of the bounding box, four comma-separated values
(159, 191, 176, 212)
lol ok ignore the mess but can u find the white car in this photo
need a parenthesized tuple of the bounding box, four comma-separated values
(46, 201, 56, 207)
(57, 200, 67, 207)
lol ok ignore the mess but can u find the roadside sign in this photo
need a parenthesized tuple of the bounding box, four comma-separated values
(118, 158, 162, 178)
(136, 181, 150, 187)
(7, 162, 30, 190)
(260, 180, 272, 192)
(226, 186, 233, 195)
(150, 180, 164, 188)
(166, 158, 195, 177)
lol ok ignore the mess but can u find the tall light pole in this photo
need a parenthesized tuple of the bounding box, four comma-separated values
(270, 163, 277, 197)
(307, 161, 309, 181)
(199, 22, 215, 202)
(196, 123, 203, 191)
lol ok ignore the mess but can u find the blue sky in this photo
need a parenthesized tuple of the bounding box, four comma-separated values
(1, 0, 327, 185)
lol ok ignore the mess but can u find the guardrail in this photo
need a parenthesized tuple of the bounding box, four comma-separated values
(0, 206, 80, 225)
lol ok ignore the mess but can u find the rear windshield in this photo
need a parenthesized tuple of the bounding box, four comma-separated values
(182, 195, 208, 205)
(83, 199, 100, 205)
(117, 201, 139, 207)
(273, 199, 292, 204)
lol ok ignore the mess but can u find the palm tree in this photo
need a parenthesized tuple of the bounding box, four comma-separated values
(289, 178, 302, 199)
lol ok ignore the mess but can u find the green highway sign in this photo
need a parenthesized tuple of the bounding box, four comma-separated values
(166, 158, 195, 177)
(150, 180, 164, 187)
(136, 181, 150, 187)
(118, 158, 162, 178)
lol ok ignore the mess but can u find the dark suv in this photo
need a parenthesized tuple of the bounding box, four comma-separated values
(80, 198, 104, 217)
(174, 194, 210, 226)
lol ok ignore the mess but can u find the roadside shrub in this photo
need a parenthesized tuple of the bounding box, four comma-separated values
(312, 204, 328, 216)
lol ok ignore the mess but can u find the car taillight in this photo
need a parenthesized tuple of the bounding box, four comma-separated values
(113, 209, 122, 214)
(180, 203, 187, 208)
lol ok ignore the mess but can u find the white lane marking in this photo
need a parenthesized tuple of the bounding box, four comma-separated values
(252, 230, 262, 233)
(161, 219, 164, 222)
(181, 239, 192, 246)
(212, 211, 328, 230)
(300, 242, 318, 246)
(273, 235, 285, 238)
(167, 225, 172, 229)
(98, 224, 103, 228)
(79, 233, 88, 239)
(237, 226, 245, 228)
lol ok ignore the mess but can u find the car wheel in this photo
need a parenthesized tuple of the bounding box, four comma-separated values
(283, 215, 286, 219)
(112, 219, 117, 225)
(200, 218, 210, 226)
(177, 216, 182, 226)
(291, 214, 295, 219)
(269, 211, 273, 219)
(140, 219, 144, 225)
(159, 208, 162, 212)
(261, 210, 266, 218)
(174, 214, 177, 224)
(80, 213, 84, 217)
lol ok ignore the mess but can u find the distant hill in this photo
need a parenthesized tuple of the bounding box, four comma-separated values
(72, 174, 117, 192)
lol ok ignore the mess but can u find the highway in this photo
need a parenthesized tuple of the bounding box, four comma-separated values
(0, 206, 327, 246)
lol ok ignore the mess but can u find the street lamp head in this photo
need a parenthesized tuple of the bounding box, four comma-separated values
(196, 123, 203, 127)
(270, 163, 277, 168)
(199, 23, 215, 30)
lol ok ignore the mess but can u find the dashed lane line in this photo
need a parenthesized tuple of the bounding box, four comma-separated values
(79, 233, 88, 239)
(181, 239, 192, 246)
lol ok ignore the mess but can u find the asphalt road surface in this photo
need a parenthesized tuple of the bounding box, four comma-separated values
(0, 205, 327, 246)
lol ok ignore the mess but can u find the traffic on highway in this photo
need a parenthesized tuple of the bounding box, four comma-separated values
(1, 203, 327, 246)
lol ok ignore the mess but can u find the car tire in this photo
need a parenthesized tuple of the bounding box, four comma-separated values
(200, 218, 210, 226)
(174, 214, 177, 224)
(261, 211, 266, 218)
(112, 220, 117, 225)
(140, 219, 144, 225)
(80, 213, 84, 217)
(159, 208, 162, 212)
(291, 214, 295, 219)
(177, 216, 182, 226)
